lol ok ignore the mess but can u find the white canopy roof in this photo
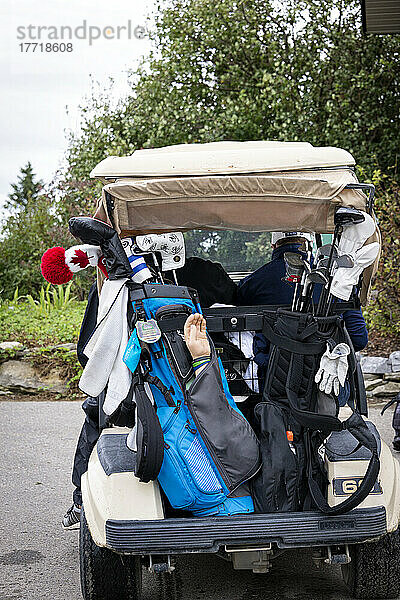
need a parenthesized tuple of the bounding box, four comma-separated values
(90, 141, 356, 180)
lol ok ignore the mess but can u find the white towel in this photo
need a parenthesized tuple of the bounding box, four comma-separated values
(79, 278, 132, 415)
(227, 331, 259, 394)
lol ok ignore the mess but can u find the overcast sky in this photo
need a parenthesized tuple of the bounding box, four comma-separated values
(0, 0, 154, 210)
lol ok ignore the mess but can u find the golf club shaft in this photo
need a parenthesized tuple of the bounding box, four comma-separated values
(316, 227, 340, 316)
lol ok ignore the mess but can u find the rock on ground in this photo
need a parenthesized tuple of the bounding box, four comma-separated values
(370, 382, 400, 398)
(0, 341, 24, 350)
(0, 360, 67, 395)
(390, 351, 400, 373)
(361, 356, 392, 375)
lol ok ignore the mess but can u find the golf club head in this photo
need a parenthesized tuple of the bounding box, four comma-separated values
(320, 255, 354, 269)
(334, 207, 365, 227)
(284, 252, 304, 267)
(283, 252, 304, 283)
(335, 254, 355, 268)
(307, 269, 329, 285)
(316, 244, 337, 260)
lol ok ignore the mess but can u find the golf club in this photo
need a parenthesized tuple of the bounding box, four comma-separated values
(295, 257, 312, 312)
(283, 252, 305, 310)
(301, 268, 329, 312)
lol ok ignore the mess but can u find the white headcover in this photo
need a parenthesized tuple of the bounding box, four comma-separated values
(335, 213, 376, 257)
(330, 243, 380, 301)
(330, 212, 378, 301)
(135, 232, 186, 271)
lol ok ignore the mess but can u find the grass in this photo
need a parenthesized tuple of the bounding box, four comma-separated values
(0, 294, 86, 396)
(0, 298, 86, 347)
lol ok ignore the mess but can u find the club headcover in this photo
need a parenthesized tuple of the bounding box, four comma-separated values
(135, 232, 185, 271)
(41, 244, 107, 284)
(336, 213, 376, 257)
(330, 242, 380, 301)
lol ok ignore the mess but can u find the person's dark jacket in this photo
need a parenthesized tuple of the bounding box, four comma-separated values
(237, 243, 368, 379)
(175, 256, 238, 307)
(77, 282, 99, 367)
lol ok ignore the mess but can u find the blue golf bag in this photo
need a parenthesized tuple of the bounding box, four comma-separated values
(124, 283, 260, 517)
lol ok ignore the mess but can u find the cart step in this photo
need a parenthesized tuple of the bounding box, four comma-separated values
(105, 506, 386, 554)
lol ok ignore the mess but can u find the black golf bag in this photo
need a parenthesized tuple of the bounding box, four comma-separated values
(252, 309, 380, 516)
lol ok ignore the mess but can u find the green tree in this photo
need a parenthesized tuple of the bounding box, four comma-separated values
(53, 0, 399, 339)
(57, 0, 399, 277)
(64, 0, 400, 185)
(6, 162, 43, 211)
(0, 165, 74, 298)
(363, 174, 400, 344)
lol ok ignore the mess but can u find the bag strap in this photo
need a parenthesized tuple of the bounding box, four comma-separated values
(132, 371, 164, 483)
(286, 371, 379, 514)
(306, 412, 380, 515)
(142, 371, 176, 407)
(262, 319, 326, 355)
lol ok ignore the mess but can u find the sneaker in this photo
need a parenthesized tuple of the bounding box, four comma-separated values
(62, 504, 81, 530)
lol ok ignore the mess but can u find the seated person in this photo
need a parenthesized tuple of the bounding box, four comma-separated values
(236, 232, 369, 396)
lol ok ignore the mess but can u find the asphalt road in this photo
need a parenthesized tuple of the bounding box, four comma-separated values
(0, 400, 398, 600)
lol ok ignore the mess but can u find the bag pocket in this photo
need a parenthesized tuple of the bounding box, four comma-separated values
(162, 331, 194, 383)
(158, 441, 196, 509)
(157, 408, 196, 508)
(178, 423, 223, 495)
(252, 401, 301, 513)
(155, 304, 194, 384)
(187, 357, 260, 491)
(158, 416, 226, 510)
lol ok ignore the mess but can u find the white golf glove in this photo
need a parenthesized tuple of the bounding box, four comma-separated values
(330, 242, 379, 301)
(315, 343, 350, 397)
(336, 212, 376, 256)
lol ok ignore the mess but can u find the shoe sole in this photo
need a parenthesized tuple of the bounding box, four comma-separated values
(62, 522, 80, 530)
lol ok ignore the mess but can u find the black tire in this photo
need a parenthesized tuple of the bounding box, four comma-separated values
(342, 529, 400, 599)
(79, 508, 142, 600)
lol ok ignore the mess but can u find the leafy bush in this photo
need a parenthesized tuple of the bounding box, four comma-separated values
(0, 298, 85, 347)
(363, 174, 400, 345)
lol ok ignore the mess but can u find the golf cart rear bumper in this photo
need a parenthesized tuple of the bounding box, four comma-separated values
(105, 506, 386, 554)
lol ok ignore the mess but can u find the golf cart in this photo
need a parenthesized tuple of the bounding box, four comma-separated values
(78, 141, 400, 600)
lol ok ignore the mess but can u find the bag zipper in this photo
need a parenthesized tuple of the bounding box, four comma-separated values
(161, 336, 188, 401)
(162, 332, 193, 381)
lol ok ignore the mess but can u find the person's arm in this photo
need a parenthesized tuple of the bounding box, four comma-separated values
(343, 309, 368, 352)
(184, 313, 211, 376)
(253, 333, 270, 368)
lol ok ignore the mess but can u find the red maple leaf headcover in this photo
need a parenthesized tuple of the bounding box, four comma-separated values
(70, 249, 90, 269)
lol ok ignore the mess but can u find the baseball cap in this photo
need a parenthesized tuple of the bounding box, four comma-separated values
(271, 231, 314, 245)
